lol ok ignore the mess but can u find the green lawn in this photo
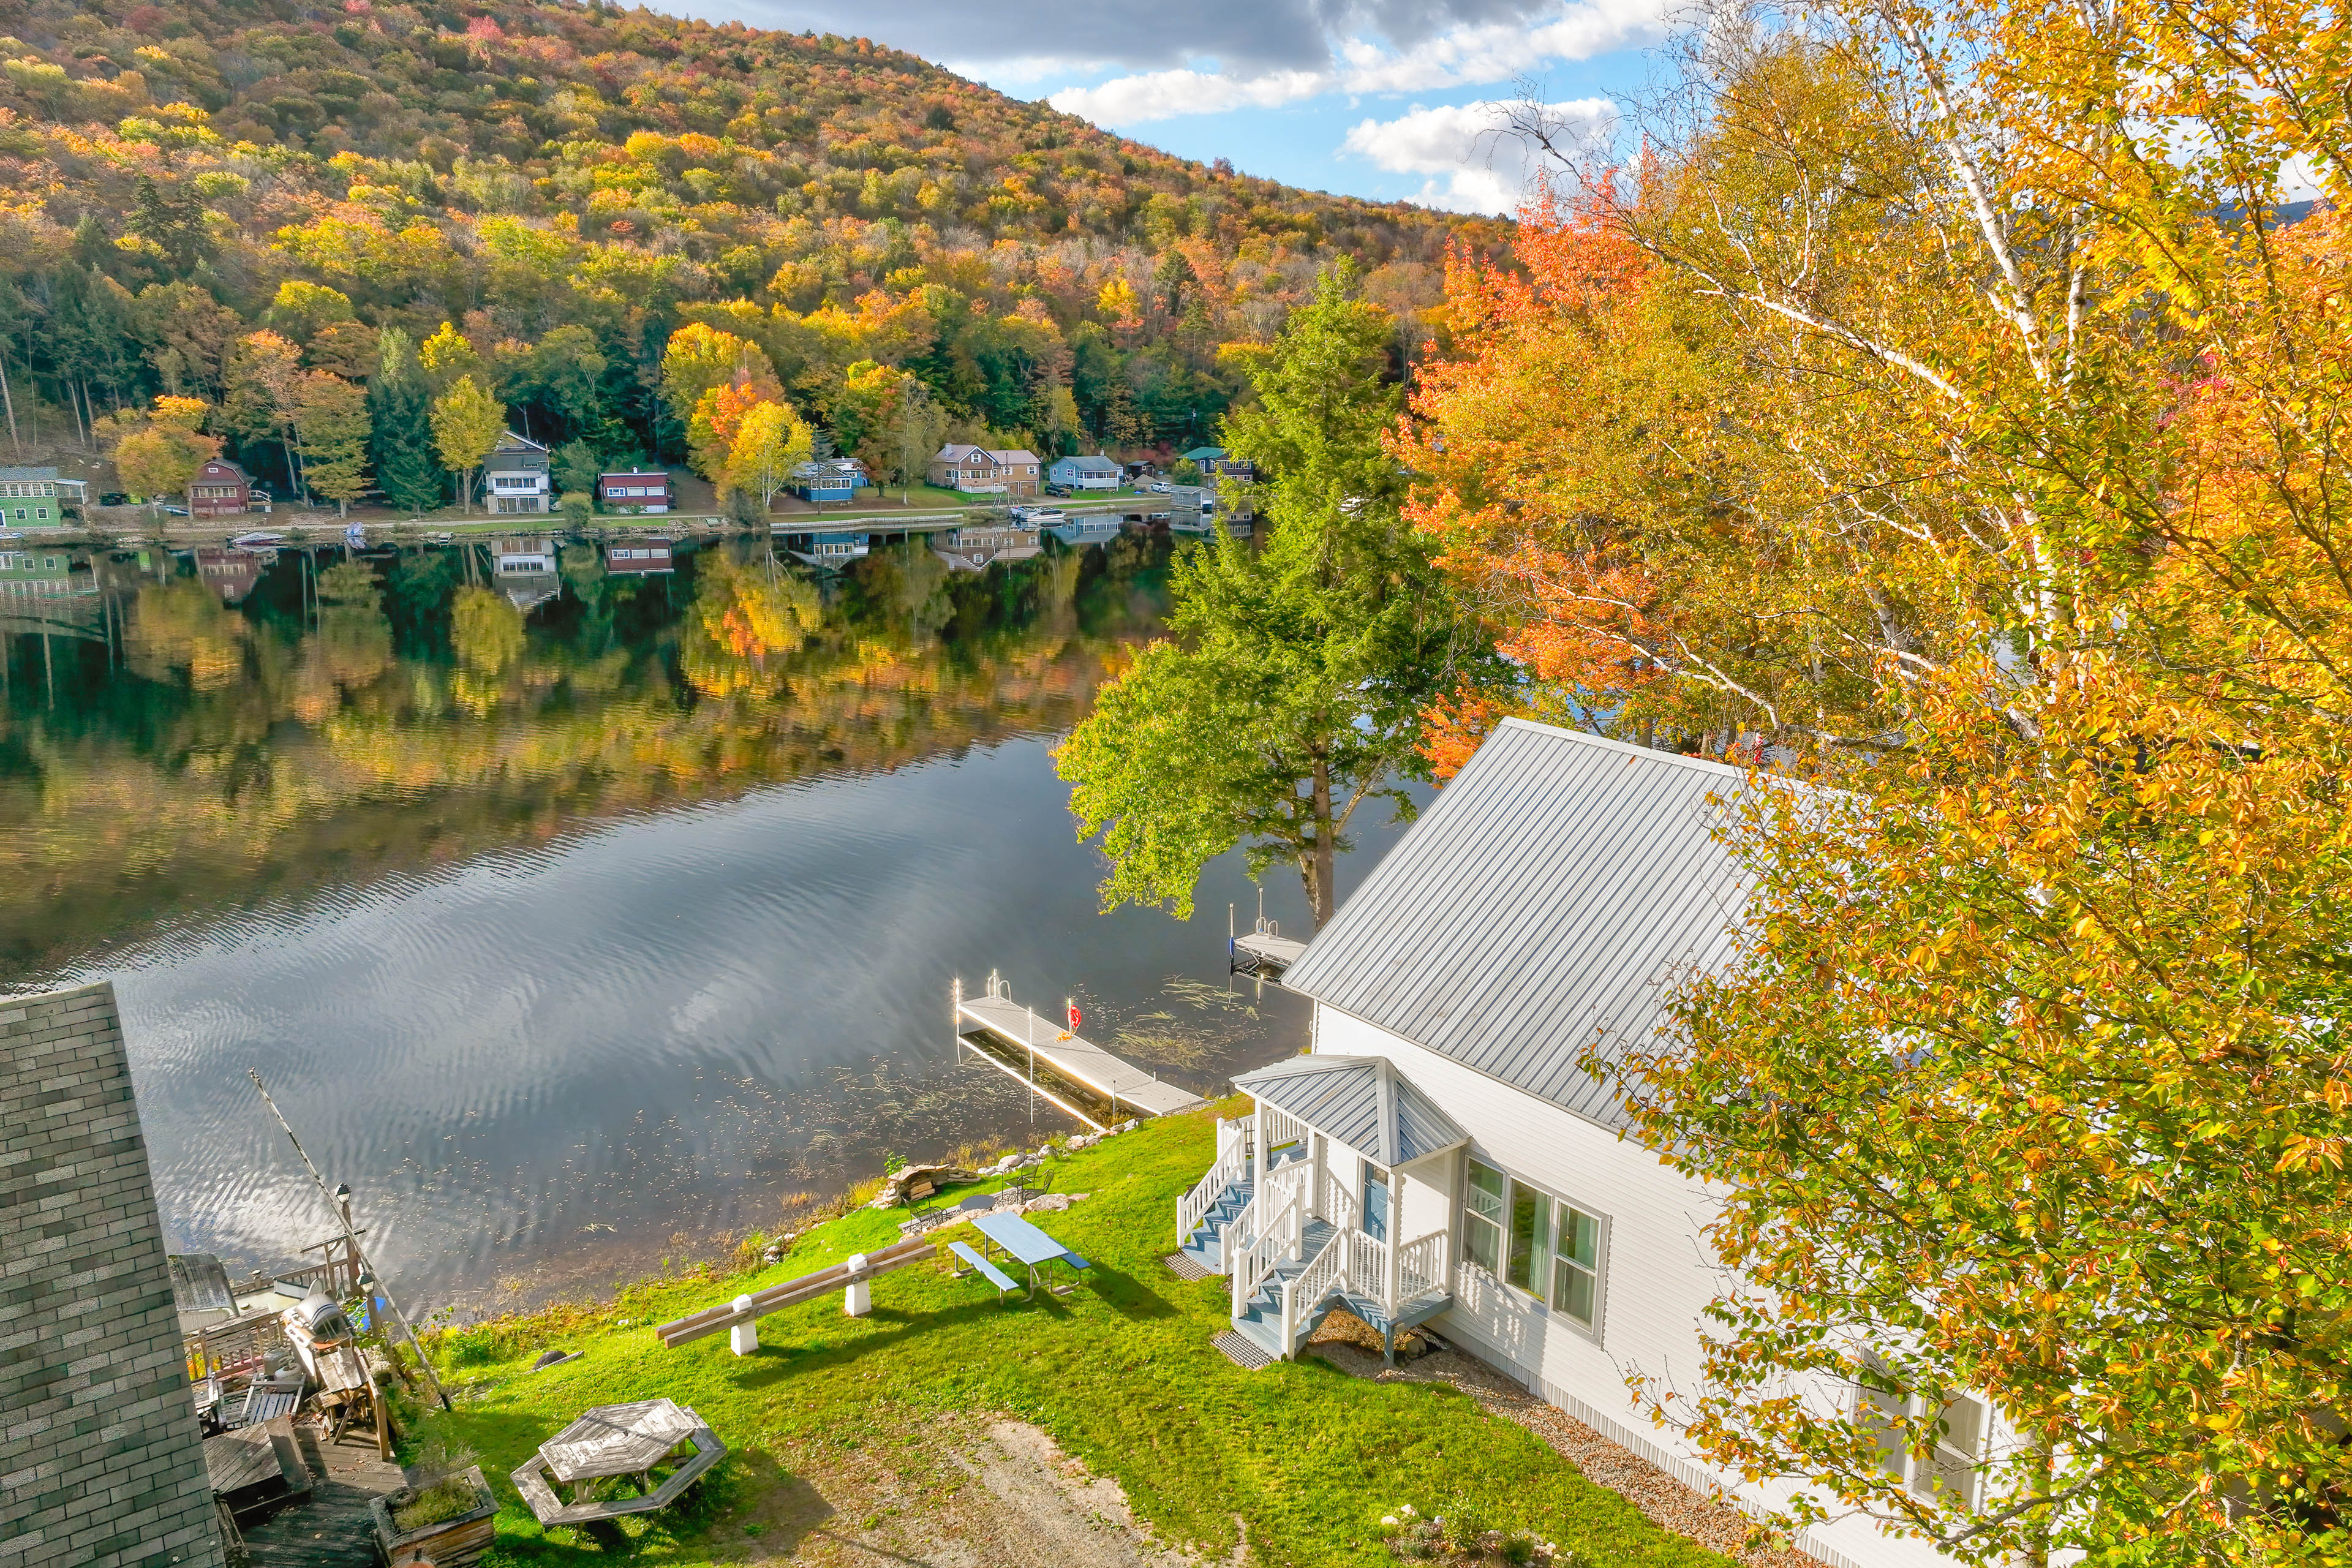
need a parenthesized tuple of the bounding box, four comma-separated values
(402, 1110, 1732, 1567)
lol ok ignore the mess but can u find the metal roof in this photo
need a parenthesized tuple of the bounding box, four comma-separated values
(1280, 718, 1760, 1131)
(1230, 1054, 1468, 1167)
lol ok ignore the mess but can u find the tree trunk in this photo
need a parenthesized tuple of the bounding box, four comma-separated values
(1309, 752, 1335, 927)
(0, 352, 18, 458)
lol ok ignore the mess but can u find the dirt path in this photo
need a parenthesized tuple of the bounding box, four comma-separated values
(709, 1414, 1211, 1566)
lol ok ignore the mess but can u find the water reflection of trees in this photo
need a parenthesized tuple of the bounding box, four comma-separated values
(0, 536, 1169, 978)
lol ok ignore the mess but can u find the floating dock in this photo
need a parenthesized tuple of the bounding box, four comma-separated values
(1231, 929, 1308, 977)
(954, 975, 1206, 1131)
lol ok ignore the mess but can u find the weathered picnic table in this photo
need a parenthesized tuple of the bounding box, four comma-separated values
(510, 1397, 726, 1528)
(957, 1211, 1093, 1299)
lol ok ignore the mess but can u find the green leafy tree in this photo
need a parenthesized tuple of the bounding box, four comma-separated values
(429, 376, 505, 517)
(294, 372, 371, 516)
(1056, 266, 1488, 924)
(369, 328, 443, 516)
(553, 439, 601, 500)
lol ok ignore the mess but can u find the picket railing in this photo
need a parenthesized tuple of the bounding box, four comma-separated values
(1262, 1103, 1310, 1154)
(1176, 1129, 1252, 1245)
(1316, 1163, 1357, 1235)
(1396, 1229, 1450, 1302)
(1229, 1183, 1300, 1320)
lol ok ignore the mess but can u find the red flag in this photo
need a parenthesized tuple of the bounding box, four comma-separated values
(1067, 1003, 1082, 1031)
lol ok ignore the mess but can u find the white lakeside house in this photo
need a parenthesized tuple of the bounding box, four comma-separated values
(1175, 718, 1972, 1568)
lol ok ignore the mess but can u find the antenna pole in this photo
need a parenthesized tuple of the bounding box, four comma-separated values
(249, 1070, 451, 1411)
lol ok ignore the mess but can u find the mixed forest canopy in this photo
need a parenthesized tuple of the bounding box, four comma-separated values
(0, 0, 1504, 496)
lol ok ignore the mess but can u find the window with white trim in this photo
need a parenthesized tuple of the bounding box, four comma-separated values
(1463, 1157, 1608, 1335)
(1463, 1159, 1505, 1275)
(1856, 1381, 1987, 1506)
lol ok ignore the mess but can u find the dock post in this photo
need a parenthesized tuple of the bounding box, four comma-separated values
(729, 1295, 758, 1355)
(1025, 1008, 1036, 1125)
(951, 976, 961, 1063)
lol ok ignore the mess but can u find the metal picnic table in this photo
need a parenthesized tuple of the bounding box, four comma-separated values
(966, 1210, 1091, 1298)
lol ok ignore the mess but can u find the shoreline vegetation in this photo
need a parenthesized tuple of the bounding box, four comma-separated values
(389, 1103, 1745, 1567)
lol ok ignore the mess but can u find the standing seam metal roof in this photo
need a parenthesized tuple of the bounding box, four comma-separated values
(1280, 719, 1760, 1131)
(1229, 1054, 1469, 1167)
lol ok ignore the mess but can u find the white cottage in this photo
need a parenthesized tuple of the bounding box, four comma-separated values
(1176, 718, 1963, 1568)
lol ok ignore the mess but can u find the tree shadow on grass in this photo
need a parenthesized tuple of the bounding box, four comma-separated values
(1080, 1262, 1180, 1321)
(729, 1297, 1046, 1389)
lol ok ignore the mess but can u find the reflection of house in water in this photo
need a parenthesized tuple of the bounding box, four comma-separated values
(605, 538, 676, 575)
(0, 548, 102, 636)
(935, 519, 1041, 573)
(491, 535, 561, 612)
(192, 546, 265, 604)
(778, 529, 870, 569)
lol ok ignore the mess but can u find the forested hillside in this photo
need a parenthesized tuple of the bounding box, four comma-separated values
(0, 0, 1502, 493)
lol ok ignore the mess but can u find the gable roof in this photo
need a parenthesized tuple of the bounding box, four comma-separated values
(1280, 719, 1762, 1131)
(1231, 1054, 1468, 1167)
(0, 466, 61, 483)
(1054, 454, 1123, 474)
(492, 429, 548, 454)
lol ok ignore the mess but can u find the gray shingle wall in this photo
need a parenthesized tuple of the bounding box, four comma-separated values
(1, 981, 225, 1568)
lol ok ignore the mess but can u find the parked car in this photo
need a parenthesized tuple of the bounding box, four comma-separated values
(99, 492, 129, 507)
(160, 504, 189, 516)
(1147, 480, 1172, 494)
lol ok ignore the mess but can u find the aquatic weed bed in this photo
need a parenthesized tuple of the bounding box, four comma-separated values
(403, 1109, 1733, 1568)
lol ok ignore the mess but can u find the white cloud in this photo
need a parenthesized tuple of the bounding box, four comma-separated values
(1046, 0, 1668, 127)
(1341, 97, 1617, 213)
(1050, 67, 1335, 125)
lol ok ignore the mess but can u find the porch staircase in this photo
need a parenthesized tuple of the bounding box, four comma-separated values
(1227, 1218, 1452, 1360)
(1176, 1167, 1255, 1275)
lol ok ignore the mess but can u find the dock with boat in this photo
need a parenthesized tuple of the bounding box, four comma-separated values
(954, 973, 1206, 1131)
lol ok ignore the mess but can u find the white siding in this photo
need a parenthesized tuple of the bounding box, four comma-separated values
(1316, 1005, 1954, 1568)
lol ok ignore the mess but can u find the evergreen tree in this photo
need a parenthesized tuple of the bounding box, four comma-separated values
(369, 328, 442, 514)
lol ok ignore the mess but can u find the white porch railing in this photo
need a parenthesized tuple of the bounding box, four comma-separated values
(1262, 1103, 1310, 1154)
(1175, 1122, 1253, 1245)
(1396, 1229, 1450, 1302)
(1229, 1178, 1302, 1320)
(1317, 1162, 1357, 1234)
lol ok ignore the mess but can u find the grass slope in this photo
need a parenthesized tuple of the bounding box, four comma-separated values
(410, 1109, 1734, 1567)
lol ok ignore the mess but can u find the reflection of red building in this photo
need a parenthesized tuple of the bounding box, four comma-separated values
(188, 459, 252, 518)
(193, 546, 264, 603)
(605, 539, 675, 575)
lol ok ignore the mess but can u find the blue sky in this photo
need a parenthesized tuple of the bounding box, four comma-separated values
(682, 0, 1677, 214)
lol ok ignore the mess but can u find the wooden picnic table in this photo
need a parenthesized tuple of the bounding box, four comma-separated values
(511, 1398, 727, 1528)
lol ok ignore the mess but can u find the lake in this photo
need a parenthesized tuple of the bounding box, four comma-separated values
(0, 530, 1416, 1310)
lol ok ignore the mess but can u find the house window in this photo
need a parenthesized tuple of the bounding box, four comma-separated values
(1463, 1160, 1506, 1275)
(1856, 1381, 1987, 1506)
(1467, 1156, 1608, 1336)
(1506, 1180, 1548, 1291)
(1553, 1203, 1601, 1328)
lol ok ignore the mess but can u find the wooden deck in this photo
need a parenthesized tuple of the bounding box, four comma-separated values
(955, 990, 1207, 1126)
(235, 1420, 405, 1568)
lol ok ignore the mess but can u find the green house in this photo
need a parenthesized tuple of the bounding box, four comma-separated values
(0, 467, 86, 527)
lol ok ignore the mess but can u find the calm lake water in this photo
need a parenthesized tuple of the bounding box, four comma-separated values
(1, 531, 1414, 1309)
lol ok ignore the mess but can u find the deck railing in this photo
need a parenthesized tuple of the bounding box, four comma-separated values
(1396, 1229, 1450, 1302)
(1229, 1181, 1300, 1321)
(1176, 1130, 1253, 1245)
(1280, 1225, 1355, 1351)
(1316, 1164, 1357, 1235)
(1261, 1104, 1310, 1154)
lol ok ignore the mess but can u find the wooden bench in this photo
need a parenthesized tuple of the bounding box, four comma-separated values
(948, 1241, 1021, 1302)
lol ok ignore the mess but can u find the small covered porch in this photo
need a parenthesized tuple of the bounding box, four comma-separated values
(1175, 1055, 1467, 1363)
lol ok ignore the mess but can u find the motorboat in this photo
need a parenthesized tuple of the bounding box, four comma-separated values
(230, 530, 287, 550)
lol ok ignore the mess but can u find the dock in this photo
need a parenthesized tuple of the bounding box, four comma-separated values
(954, 975, 1206, 1131)
(1231, 929, 1308, 976)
